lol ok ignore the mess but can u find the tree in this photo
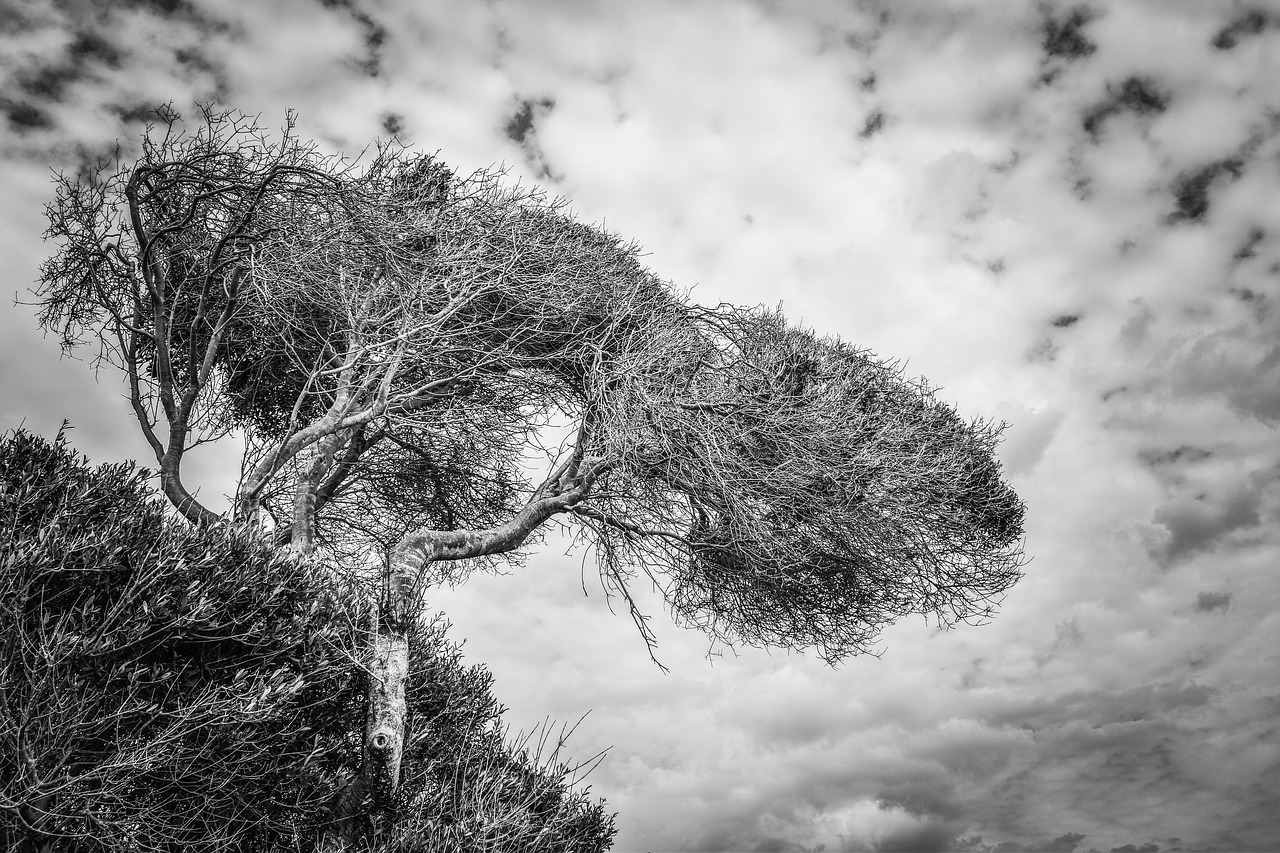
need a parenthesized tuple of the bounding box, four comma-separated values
(0, 428, 615, 852)
(36, 105, 1026, 845)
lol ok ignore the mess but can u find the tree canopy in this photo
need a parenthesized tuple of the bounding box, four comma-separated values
(37, 105, 1026, 664)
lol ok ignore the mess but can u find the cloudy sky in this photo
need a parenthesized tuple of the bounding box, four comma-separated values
(2, 1, 1279, 851)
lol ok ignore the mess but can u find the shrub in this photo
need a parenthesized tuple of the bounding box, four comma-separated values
(0, 429, 614, 852)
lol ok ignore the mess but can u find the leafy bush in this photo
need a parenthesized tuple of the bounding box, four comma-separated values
(0, 429, 613, 852)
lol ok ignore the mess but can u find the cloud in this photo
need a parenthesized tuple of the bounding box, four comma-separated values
(1169, 326, 1280, 424)
(1192, 591, 1231, 614)
(1039, 4, 1099, 64)
(993, 405, 1065, 476)
(874, 820, 959, 853)
(994, 681, 1216, 732)
(503, 95, 559, 179)
(1082, 75, 1170, 142)
(1210, 8, 1273, 51)
(315, 0, 389, 77)
(0, 0, 232, 166)
(985, 832, 1089, 853)
(1149, 485, 1262, 564)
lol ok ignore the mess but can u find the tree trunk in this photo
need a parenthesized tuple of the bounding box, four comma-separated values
(319, 560, 414, 851)
(316, 483, 594, 849)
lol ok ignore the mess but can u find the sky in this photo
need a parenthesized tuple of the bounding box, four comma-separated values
(1, 1, 1278, 851)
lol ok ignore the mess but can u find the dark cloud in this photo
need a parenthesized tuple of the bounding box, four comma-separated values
(1051, 314, 1079, 328)
(1082, 76, 1169, 141)
(875, 820, 957, 852)
(351, 11, 387, 76)
(504, 96, 559, 180)
(1039, 5, 1098, 61)
(1171, 331, 1280, 423)
(1231, 226, 1264, 261)
(314, 0, 387, 76)
(1, 23, 124, 137)
(1108, 844, 1159, 853)
(950, 682, 1258, 849)
(67, 28, 122, 66)
(123, 0, 187, 13)
(1140, 446, 1212, 470)
(1166, 158, 1244, 224)
(505, 96, 553, 144)
(1151, 483, 1262, 563)
(0, 2, 226, 160)
(877, 774, 963, 822)
(996, 682, 1215, 731)
(1211, 9, 1270, 51)
(860, 109, 887, 139)
(381, 111, 404, 137)
(1192, 591, 1231, 613)
(0, 0, 48, 30)
(170, 43, 227, 99)
(1041, 835, 1088, 853)
(1070, 173, 1091, 201)
(0, 100, 54, 133)
(987, 833, 1089, 853)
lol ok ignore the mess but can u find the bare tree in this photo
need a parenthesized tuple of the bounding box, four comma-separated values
(36, 106, 1026, 848)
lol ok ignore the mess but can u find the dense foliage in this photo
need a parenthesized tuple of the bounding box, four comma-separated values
(587, 307, 1026, 660)
(37, 107, 1026, 663)
(0, 429, 614, 852)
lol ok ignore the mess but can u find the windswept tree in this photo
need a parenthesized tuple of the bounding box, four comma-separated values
(37, 105, 1026, 847)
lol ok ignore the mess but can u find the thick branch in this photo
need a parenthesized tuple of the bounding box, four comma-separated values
(157, 462, 219, 527)
(392, 458, 612, 575)
(289, 429, 352, 555)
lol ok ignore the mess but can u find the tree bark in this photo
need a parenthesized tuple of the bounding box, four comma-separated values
(364, 620, 410, 799)
(319, 561, 413, 851)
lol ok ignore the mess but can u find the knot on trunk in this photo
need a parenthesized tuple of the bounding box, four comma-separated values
(369, 725, 397, 758)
